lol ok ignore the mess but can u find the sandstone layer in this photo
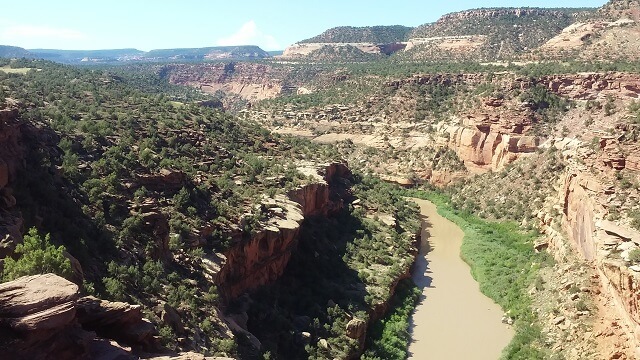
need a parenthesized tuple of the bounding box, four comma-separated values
(0, 274, 171, 359)
(162, 63, 290, 103)
(213, 163, 351, 299)
(536, 133, 640, 358)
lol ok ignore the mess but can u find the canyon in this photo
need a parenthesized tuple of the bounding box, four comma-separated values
(3, 1, 640, 359)
(132, 57, 640, 358)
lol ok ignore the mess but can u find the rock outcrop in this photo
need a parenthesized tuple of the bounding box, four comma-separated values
(76, 296, 157, 348)
(214, 163, 351, 299)
(162, 63, 290, 103)
(442, 124, 539, 171)
(0, 273, 223, 359)
(137, 169, 186, 191)
(541, 72, 640, 101)
(0, 274, 83, 359)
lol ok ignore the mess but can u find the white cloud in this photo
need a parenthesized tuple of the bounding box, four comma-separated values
(217, 20, 280, 50)
(0, 24, 87, 48)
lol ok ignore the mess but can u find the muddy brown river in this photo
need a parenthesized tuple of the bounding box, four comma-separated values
(407, 199, 514, 360)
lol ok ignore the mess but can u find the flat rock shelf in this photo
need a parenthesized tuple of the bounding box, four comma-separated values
(408, 199, 514, 360)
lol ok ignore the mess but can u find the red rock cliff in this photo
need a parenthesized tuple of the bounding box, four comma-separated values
(557, 167, 640, 351)
(214, 163, 351, 299)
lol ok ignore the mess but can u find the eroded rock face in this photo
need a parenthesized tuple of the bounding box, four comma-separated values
(442, 124, 539, 170)
(215, 163, 351, 299)
(558, 170, 640, 348)
(0, 274, 85, 360)
(0, 274, 165, 360)
(162, 62, 289, 103)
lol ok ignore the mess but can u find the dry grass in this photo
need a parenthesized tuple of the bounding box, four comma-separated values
(0, 66, 35, 74)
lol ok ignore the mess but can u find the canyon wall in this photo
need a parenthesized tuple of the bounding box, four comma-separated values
(214, 163, 351, 299)
(560, 169, 640, 351)
(162, 63, 290, 103)
(534, 134, 640, 356)
(0, 103, 25, 258)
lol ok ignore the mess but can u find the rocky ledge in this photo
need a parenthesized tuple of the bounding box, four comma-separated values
(0, 273, 229, 360)
(211, 162, 351, 299)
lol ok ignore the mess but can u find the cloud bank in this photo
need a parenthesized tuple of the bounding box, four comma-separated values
(217, 20, 280, 50)
(0, 23, 88, 49)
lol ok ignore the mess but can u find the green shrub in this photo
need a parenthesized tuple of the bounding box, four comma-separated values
(630, 211, 640, 232)
(2, 227, 72, 281)
(362, 280, 421, 360)
(628, 248, 640, 263)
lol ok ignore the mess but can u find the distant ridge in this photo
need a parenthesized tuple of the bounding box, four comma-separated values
(29, 48, 144, 63)
(0, 45, 33, 58)
(299, 25, 413, 44)
(145, 45, 270, 61)
(0, 45, 271, 64)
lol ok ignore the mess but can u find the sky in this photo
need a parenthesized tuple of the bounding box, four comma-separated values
(0, 0, 609, 51)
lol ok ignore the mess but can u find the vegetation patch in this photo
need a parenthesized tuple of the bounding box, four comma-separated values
(361, 279, 421, 360)
(2, 227, 72, 282)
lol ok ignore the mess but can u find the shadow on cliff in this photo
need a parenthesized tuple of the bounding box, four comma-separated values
(241, 209, 369, 359)
(12, 124, 119, 283)
(412, 211, 434, 291)
(406, 211, 434, 354)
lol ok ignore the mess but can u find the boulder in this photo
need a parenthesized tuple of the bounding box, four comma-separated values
(0, 274, 87, 360)
(345, 318, 366, 339)
(76, 296, 158, 349)
(147, 352, 234, 360)
(597, 220, 640, 244)
(161, 302, 185, 335)
(0, 273, 79, 329)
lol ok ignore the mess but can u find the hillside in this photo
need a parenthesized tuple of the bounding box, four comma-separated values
(534, 0, 640, 61)
(596, 0, 640, 20)
(0, 45, 33, 58)
(299, 25, 413, 44)
(403, 7, 593, 61)
(0, 58, 421, 359)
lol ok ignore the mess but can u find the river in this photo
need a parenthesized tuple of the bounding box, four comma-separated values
(407, 199, 514, 360)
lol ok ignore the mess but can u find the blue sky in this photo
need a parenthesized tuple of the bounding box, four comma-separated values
(0, 0, 608, 51)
